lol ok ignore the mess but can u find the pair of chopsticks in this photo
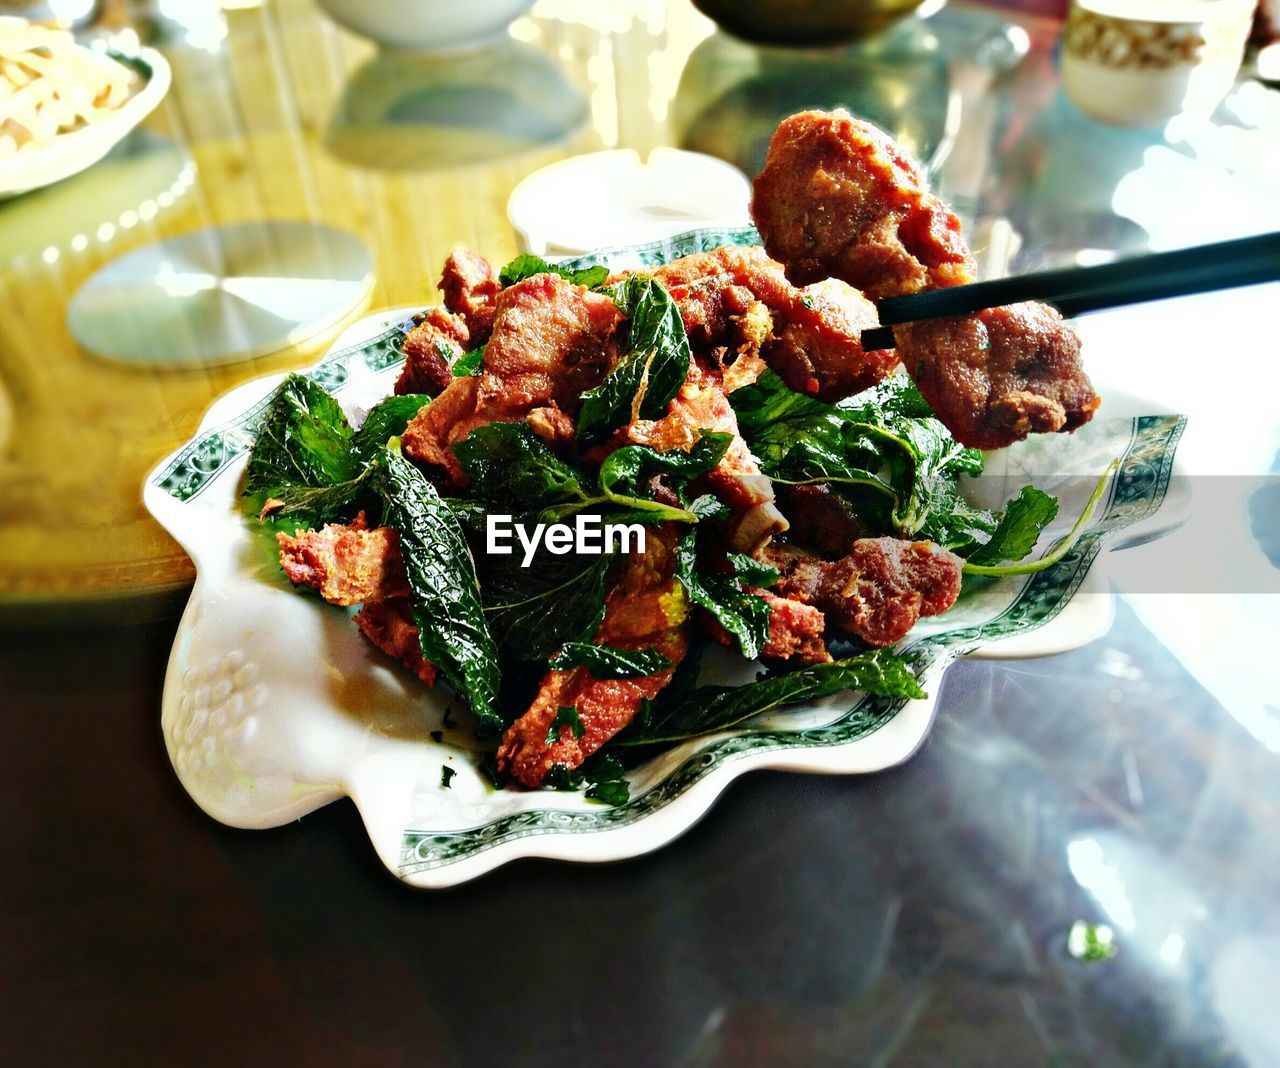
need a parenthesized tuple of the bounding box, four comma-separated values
(858, 231, 1280, 350)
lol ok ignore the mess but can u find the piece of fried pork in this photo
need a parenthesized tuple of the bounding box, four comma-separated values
(497, 525, 690, 788)
(653, 245, 897, 402)
(395, 247, 504, 397)
(769, 537, 963, 648)
(752, 108, 1100, 449)
(277, 514, 436, 684)
(402, 271, 622, 485)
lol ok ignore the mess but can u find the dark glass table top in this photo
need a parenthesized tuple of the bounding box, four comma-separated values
(3, 2, 1278, 1063)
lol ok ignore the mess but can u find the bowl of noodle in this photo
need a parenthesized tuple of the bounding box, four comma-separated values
(0, 18, 170, 198)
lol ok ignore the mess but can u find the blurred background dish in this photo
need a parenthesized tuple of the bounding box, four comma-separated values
(507, 147, 750, 256)
(673, 13, 956, 179)
(0, 0, 98, 28)
(1061, 0, 1254, 125)
(691, 0, 946, 46)
(324, 38, 585, 171)
(316, 0, 535, 53)
(0, 24, 170, 197)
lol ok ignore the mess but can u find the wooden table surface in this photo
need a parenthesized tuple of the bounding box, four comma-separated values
(0, 0, 714, 617)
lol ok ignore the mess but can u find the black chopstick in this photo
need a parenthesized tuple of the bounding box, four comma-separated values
(859, 231, 1280, 350)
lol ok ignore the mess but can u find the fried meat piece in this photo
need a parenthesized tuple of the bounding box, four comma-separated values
(767, 277, 892, 401)
(622, 356, 787, 552)
(777, 484, 864, 558)
(654, 245, 894, 401)
(355, 600, 437, 685)
(655, 245, 791, 345)
(439, 247, 501, 344)
(705, 588, 830, 665)
(752, 109, 973, 299)
(752, 109, 1100, 446)
(898, 302, 1101, 450)
(757, 591, 830, 663)
(396, 307, 468, 396)
(775, 537, 962, 647)
(277, 513, 407, 606)
(402, 273, 622, 484)
(497, 527, 689, 788)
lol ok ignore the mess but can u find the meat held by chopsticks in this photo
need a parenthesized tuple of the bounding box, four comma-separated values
(752, 108, 1101, 449)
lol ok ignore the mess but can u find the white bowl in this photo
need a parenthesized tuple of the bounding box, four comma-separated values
(1061, 0, 1253, 126)
(0, 47, 171, 199)
(507, 148, 752, 257)
(316, 0, 535, 52)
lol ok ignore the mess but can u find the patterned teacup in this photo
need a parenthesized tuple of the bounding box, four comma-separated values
(1061, 0, 1254, 125)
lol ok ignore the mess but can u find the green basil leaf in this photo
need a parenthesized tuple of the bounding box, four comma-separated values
(545, 704, 586, 745)
(614, 649, 926, 746)
(964, 461, 1116, 577)
(549, 642, 672, 679)
(452, 344, 485, 378)
(967, 485, 1060, 566)
(351, 394, 430, 464)
(483, 551, 615, 663)
(577, 275, 691, 444)
(727, 553, 779, 588)
(453, 422, 591, 513)
(246, 373, 359, 495)
(583, 755, 630, 805)
(595, 431, 732, 522)
(674, 500, 772, 660)
(498, 253, 609, 289)
(370, 446, 502, 732)
(258, 474, 371, 530)
(730, 370, 896, 499)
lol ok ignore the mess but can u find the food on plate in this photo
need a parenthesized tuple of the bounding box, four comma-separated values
(244, 111, 1109, 799)
(752, 109, 1101, 449)
(0, 18, 138, 158)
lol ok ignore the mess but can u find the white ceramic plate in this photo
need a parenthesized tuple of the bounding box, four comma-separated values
(0, 47, 171, 199)
(144, 228, 1188, 888)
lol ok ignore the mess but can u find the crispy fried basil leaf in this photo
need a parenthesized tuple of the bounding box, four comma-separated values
(371, 447, 501, 732)
(837, 374, 936, 422)
(498, 253, 609, 289)
(730, 371, 895, 499)
(453, 423, 590, 512)
(549, 642, 672, 679)
(246, 374, 359, 494)
(577, 275, 691, 444)
(352, 395, 430, 464)
(452, 344, 485, 378)
(258, 474, 371, 530)
(674, 495, 773, 660)
(967, 485, 1060, 566)
(727, 553, 779, 588)
(482, 550, 615, 664)
(732, 371, 997, 551)
(964, 461, 1115, 577)
(597, 431, 732, 521)
(614, 649, 926, 746)
(544, 753, 631, 805)
(545, 704, 585, 745)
